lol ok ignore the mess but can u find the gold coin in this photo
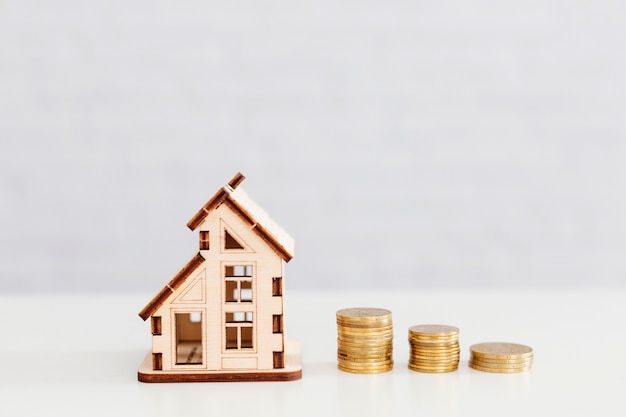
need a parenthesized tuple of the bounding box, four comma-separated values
(338, 327, 394, 335)
(410, 355, 460, 362)
(410, 348, 460, 355)
(337, 308, 392, 320)
(339, 358, 393, 365)
(409, 324, 459, 335)
(410, 355, 459, 361)
(338, 356, 393, 364)
(410, 353, 460, 360)
(337, 322, 392, 330)
(337, 343, 393, 352)
(409, 338, 459, 345)
(411, 346, 460, 354)
(409, 360, 459, 367)
(338, 314, 392, 320)
(339, 346, 393, 353)
(410, 361, 459, 368)
(338, 364, 393, 374)
(411, 341, 459, 347)
(338, 316, 393, 323)
(338, 360, 394, 369)
(408, 364, 458, 373)
(338, 324, 394, 332)
(469, 356, 533, 365)
(409, 367, 457, 373)
(338, 342, 393, 351)
(339, 336, 393, 343)
(469, 362, 532, 373)
(409, 337, 459, 344)
(410, 339, 458, 345)
(410, 343, 459, 350)
(337, 362, 394, 369)
(469, 360, 532, 369)
(470, 342, 533, 359)
(339, 361, 394, 368)
(410, 354, 458, 359)
(338, 347, 393, 354)
(339, 331, 394, 338)
(338, 352, 393, 360)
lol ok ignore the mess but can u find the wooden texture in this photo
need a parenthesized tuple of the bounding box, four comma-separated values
(138, 173, 300, 382)
(139, 253, 206, 320)
(151, 316, 161, 335)
(185, 173, 294, 262)
(199, 231, 210, 250)
(138, 341, 302, 383)
(186, 172, 244, 231)
(272, 277, 283, 296)
(227, 172, 246, 189)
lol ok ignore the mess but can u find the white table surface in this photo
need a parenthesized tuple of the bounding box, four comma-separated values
(1, 289, 625, 417)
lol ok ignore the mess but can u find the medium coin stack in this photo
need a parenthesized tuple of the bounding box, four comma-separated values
(469, 342, 533, 373)
(408, 324, 460, 373)
(336, 308, 393, 374)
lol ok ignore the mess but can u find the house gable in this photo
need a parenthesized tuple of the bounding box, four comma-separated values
(187, 173, 294, 262)
(172, 269, 206, 304)
(137, 172, 302, 382)
(139, 253, 206, 320)
(220, 218, 255, 253)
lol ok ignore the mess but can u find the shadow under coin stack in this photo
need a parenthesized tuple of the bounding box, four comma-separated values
(469, 342, 533, 373)
(336, 308, 393, 374)
(408, 324, 460, 373)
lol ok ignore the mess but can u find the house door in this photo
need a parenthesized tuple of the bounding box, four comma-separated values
(175, 312, 203, 365)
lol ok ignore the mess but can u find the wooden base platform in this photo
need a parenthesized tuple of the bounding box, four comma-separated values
(138, 340, 302, 383)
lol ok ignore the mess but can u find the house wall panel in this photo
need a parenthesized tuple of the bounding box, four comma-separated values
(148, 197, 288, 372)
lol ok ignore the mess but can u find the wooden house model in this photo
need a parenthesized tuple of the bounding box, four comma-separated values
(137, 173, 302, 382)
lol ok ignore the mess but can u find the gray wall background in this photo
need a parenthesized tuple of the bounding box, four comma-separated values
(1, 1, 625, 292)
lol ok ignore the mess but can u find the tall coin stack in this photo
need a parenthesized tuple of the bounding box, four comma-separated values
(469, 342, 533, 373)
(336, 308, 394, 374)
(408, 324, 460, 373)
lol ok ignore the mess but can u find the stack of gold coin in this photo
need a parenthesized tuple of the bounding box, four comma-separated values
(469, 342, 533, 373)
(336, 308, 393, 374)
(408, 324, 460, 373)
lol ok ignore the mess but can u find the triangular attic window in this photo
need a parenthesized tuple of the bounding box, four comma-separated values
(225, 230, 245, 250)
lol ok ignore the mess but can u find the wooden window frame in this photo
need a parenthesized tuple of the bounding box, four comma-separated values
(273, 351, 284, 369)
(225, 322, 254, 350)
(151, 316, 162, 335)
(273, 314, 283, 334)
(199, 231, 210, 250)
(224, 265, 254, 303)
(153, 352, 163, 370)
(272, 277, 283, 296)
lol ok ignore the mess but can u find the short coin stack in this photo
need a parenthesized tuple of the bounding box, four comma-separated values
(408, 324, 460, 373)
(336, 308, 393, 374)
(469, 342, 533, 373)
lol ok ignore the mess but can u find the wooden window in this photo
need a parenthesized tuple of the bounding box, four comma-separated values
(199, 231, 210, 250)
(273, 314, 283, 334)
(273, 351, 284, 369)
(151, 316, 162, 335)
(225, 318, 254, 350)
(272, 277, 283, 296)
(225, 265, 252, 277)
(272, 314, 283, 333)
(225, 265, 253, 303)
(175, 312, 203, 365)
(224, 230, 244, 249)
(226, 312, 253, 323)
(152, 352, 162, 371)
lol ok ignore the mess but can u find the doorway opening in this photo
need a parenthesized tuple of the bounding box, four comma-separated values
(176, 312, 203, 364)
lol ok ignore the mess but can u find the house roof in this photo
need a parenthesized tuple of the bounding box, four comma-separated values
(139, 252, 205, 320)
(187, 172, 295, 262)
(138, 173, 295, 321)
